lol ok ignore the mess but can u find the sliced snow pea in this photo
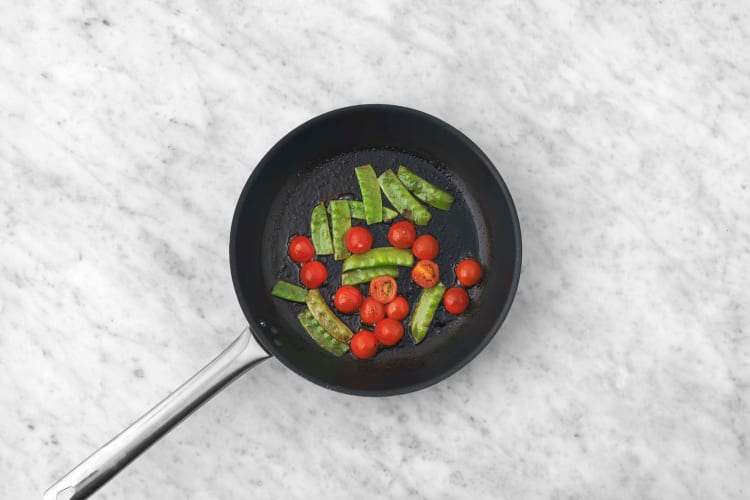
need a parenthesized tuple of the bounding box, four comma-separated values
(310, 202, 333, 255)
(347, 201, 398, 221)
(397, 165, 454, 211)
(355, 164, 383, 224)
(305, 288, 354, 342)
(411, 282, 446, 343)
(341, 266, 399, 286)
(342, 247, 414, 272)
(271, 280, 307, 303)
(377, 169, 432, 226)
(297, 308, 349, 356)
(328, 200, 351, 260)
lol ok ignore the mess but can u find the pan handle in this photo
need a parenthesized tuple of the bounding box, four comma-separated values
(43, 328, 271, 500)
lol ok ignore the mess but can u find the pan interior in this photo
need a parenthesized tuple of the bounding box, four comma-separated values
(230, 106, 520, 395)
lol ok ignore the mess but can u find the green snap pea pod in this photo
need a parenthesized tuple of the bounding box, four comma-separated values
(342, 247, 414, 272)
(297, 308, 349, 356)
(355, 164, 383, 224)
(397, 165, 454, 211)
(411, 282, 446, 344)
(377, 169, 432, 226)
(305, 288, 353, 343)
(271, 280, 307, 303)
(341, 266, 399, 285)
(310, 202, 333, 255)
(328, 200, 351, 260)
(346, 201, 398, 221)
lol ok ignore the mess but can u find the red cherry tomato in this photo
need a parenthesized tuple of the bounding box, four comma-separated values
(443, 287, 469, 314)
(359, 297, 385, 324)
(333, 285, 363, 314)
(412, 234, 439, 260)
(299, 260, 327, 288)
(351, 330, 378, 359)
(369, 276, 398, 304)
(388, 221, 417, 249)
(288, 235, 315, 263)
(345, 226, 373, 254)
(385, 296, 409, 321)
(411, 259, 440, 288)
(374, 318, 404, 346)
(456, 258, 483, 287)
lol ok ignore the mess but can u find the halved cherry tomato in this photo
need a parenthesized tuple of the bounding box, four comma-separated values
(374, 318, 404, 346)
(443, 287, 469, 314)
(411, 259, 440, 288)
(412, 234, 439, 260)
(300, 260, 327, 288)
(333, 285, 363, 314)
(288, 235, 315, 263)
(351, 330, 378, 359)
(385, 296, 409, 321)
(370, 276, 398, 304)
(456, 258, 483, 287)
(359, 297, 385, 324)
(388, 221, 417, 249)
(345, 226, 373, 254)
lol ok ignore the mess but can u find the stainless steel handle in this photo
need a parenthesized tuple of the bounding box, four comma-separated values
(43, 328, 271, 500)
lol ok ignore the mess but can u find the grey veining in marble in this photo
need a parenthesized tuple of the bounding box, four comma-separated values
(2, 1, 749, 498)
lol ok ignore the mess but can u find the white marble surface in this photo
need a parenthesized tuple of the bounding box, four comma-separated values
(2, 1, 749, 498)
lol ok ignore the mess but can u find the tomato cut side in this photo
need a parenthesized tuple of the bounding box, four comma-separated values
(411, 259, 440, 288)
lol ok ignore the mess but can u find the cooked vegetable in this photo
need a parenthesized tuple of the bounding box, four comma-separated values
(411, 259, 440, 289)
(412, 234, 439, 260)
(333, 285, 364, 314)
(297, 308, 350, 356)
(300, 261, 328, 289)
(388, 221, 417, 249)
(341, 266, 399, 285)
(342, 247, 414, 272)
(443, 287, 469, 314)
(385, 296, 409, 321)
(456, 258, 483, 287)
(328, 200, 352, 260)
(310, 203, 333, 255)
(360, 297, 385, 324)
(271, 280, 307, 303)
(288, 235, 315, 263)
(377, 169, 432, 226)
(305, 288, 353, 343)
(397, 165, 454, 211)
(370, 276, 397, 304)
(411, 282, 446, 343)
(345, 201, 398, 222)
(351, 330, 378, 359)
(345, 226, 373, 254)
(374, 318, 404, 346)
(355, 164, 383, 224)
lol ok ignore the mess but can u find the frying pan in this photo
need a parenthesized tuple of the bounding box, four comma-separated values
(44, 104, 522, 499)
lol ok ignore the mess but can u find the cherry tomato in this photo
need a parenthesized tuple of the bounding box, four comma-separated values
(300, 260, 327, 288)
(288, 235, 315, 263)
(411, 259, 440, 288)
(443, 287, 469, 314)
(333, 285, 363, 314)
(388, 221, 417, 249)
(456, 258, 483, 287)
(359, 297, 385, 324)
(412, 234, 439, 260)
(345, 226, 373, 254)
(385, 296, 409, 321)
(374, 318, 404, 346)
(351, 330, 378, 359)
(370, 276, 398, 304)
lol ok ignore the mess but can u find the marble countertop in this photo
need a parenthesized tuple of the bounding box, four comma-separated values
(3, 1, 749, 498)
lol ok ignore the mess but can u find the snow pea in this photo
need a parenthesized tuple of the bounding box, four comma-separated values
(305, 289, 353, 343)
(397, 165, 454, 211)
(297, 308, 349, 356)
(346, 201, 398, 222)
(411, 282, 446, 343)
(271, 280, 307, 303)
(355, 164, 383, 224)
(342, 247, 414, 272)
(328, 200, 352, 260)
(377, 169, 432, 226)
(341, 266, 399, 286)
(310, 202, 333, 255)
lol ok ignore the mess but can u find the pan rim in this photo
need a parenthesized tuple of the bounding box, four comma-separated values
(229, 104, 522, 396)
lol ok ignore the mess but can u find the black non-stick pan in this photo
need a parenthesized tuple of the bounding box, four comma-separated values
(45, 104, 521, 499)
